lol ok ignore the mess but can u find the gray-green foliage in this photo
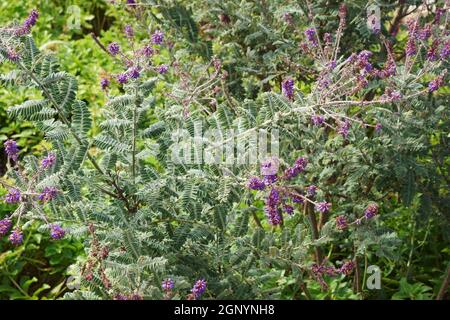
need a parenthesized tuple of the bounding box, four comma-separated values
(0, 1, 448, 300)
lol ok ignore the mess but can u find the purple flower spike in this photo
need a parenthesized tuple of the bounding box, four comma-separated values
(338, 120, 350, 139)
(5, 188, 21, 204)
(117, 73, 129, 84)
(282, 77, 294, 100)
(311, 115, 325, 126)
(315, 201, 331, 213)
(151, 30, 164, 45)
(335, 215, 348, 230)
(124, 25, 134, 38)
(6, 49, 20, 62)
(4, 139, 19, 162)
(283, 205, 294, 215)
(142, 45, 154, 57)
(291, 194, 304, 204)
(128, 67, 141, 79)
(306, 185, 317, 197)
(41, 152, 56, 169)
(100, 77, 110, 90)
(50, 224, 65, 240)
(162, 278, 175, 291)
(191, 279, 207, 299)
(0, 218, 12, 236)
(108, 42, 120, 56)
(375, 123, 382, 132)
(38, 186, 58, 202)
(304, 27, 318, 46)
(157, 64, 169, 74)
(428, 75, 445, 93)
(9, 228, 23, 245)
(339, 261, 354, 275)
(364, 203, 379, 219)
(284, 157, 308, 180)
(247, 177, 265, 191)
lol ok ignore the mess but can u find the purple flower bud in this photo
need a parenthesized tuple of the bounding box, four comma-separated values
(364, 203, 379, 219)
(247, 177, 265, 191)
(418, 25, 431, 40)
(406, 38, 417, 57)
(315, 201, 331, 213)
(4, 139, 19, 162)
(339, 261, 354, 275)
(50, 224, 65, 240)
(282, 77, 294, 100)
(283, 205, 294, 215)
(191, 279, 207, 299)
(375, 123, 382, 132)
(142, 45, 154, 57)
(335, 215, 348, 230)
(128, 66, 141, 79)
(162, 278, 175, 291)
(151, 30, 164, 45)
(283, 12, 293, 25)
(9, 227, 23, 245)
(306, 185, 317, 197)
(38, 186, 58, 202)
(15, 9, 39, 35)
(311, 115, 325, 126)
(440, 41, 449, 60)
(124, 25, 134, 38)
(6, 49, 20, 62)
(0, 218, 12, 236)
(284, 157, 308, 180)
(264, 206, 282, 225)
(304, 27, 318, 46)
(157, 64, 169, 74)
(116, 73, 129, 84)
(266, 188, 280, 207)
(100, 77, 110, 90)
(337, 120, 350, 139)
(291, 194, 304, 204)
(41, 152, 56, 169)
(428, 74, 445, 93)
(108, 42, 120, 55)
(5, 188, 21, 204)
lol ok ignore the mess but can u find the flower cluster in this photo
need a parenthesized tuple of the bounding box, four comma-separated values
(50, 224, 66, 240)
(9, 227, 23, 246)
(1, 143, 65, 243)
(190, 279, 207, 299)
(247, 156, 333, 225)
(162, 278, 175, 291)
(364, 203, 379, 219)
(283, 157, 308, 180)
(100, 25, 169, 87)
(311, 259, 354, 290)
(0, 218, 12, 236)
(41, 152, 56, 169)
(4, 139, 19, 162)
(282, 77, 294, 100)
(15, 9, 39, 36)
(38, 186, 59, 202)
(4, 188, 21, 204)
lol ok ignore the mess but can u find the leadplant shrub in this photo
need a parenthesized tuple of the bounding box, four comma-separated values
(0, 1, 448, 299)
